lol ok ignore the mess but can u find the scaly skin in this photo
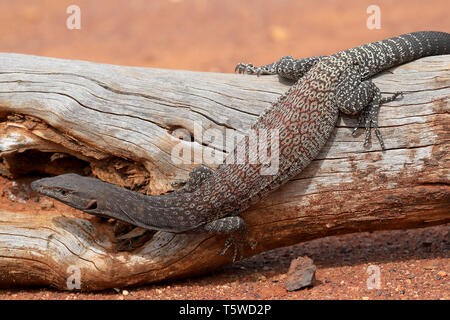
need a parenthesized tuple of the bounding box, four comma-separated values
(31, 31, 450, 261)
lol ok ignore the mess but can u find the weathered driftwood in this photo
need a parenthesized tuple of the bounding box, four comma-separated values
(0, 53, 448, 290)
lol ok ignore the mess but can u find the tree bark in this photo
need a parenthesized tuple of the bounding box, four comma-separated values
(0, 53, 448, 290)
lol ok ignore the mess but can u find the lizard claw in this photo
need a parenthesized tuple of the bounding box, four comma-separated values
(235, 62, 256, 74)
(220, 235, 257, 262)
(353, 91, 403, 150)
(235, 63, 271, 76)
(352, 106, 385, 150)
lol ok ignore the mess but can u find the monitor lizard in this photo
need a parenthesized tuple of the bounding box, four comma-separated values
(31, 31, 450, 261)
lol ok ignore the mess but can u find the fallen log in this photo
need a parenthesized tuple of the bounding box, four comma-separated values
(0, 53, 448, 290)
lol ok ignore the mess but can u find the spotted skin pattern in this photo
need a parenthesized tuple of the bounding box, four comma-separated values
(31, 31, 450, 261)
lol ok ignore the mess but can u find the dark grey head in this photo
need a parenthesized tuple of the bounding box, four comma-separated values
(31, 173, 154, 229)
(31, 173, 104, 213)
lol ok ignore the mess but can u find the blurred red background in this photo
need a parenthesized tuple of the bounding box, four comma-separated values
(0, 0, 448, 71)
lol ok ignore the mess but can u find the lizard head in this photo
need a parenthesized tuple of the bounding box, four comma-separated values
(31, 173, 103, 213)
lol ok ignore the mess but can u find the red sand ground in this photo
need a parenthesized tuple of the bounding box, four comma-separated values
(0, 0, 448, 299)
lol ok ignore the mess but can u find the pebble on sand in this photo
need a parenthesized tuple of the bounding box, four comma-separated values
(285, 256, 316, 291)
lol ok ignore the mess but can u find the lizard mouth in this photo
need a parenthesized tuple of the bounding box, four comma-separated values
(30, 180, 45, 194)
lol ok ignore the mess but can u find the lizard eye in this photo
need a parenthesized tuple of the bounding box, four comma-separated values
(60, 190, 68, 196)
(86, 200, 97, 210)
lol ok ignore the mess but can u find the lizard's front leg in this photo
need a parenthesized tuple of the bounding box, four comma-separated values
(336, 64, 402, 149)
(235, 55, 323, 80)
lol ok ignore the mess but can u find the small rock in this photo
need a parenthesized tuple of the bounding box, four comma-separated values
(40, 199, 54, 210)
(285, 256, 316, 291)
(4, 182, 31, 203)
(423, 263, 439, 271)
(376, 290, 383, 296)
(436, 271, 447, 277)
(122, 290, 129, 296)
(3, 190, 17, 202)
(362, 296, 369, 300)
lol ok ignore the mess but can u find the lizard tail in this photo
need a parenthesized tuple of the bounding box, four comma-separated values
(336, 31, 450, 76)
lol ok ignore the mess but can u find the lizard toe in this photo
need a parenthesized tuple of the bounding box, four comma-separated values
(219, 234, 257, 262)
